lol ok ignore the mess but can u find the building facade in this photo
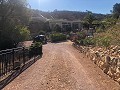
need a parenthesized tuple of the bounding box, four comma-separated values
(49, 19, 82, 32)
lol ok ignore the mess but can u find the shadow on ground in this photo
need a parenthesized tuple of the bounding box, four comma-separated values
(0, 55, 42, 89)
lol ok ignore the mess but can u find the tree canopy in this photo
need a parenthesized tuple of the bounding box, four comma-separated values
(84, 11, 96, 25)
(113, 3, 120, 19)
(0, 0, 31, 50)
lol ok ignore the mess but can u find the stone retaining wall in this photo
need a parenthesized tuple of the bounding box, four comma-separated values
(73, 43, 120, 84)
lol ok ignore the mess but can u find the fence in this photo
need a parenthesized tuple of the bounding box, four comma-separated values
(0, 46, 42, 79)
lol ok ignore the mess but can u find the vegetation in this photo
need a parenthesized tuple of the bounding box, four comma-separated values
(77, 32, 86, 39)
(75, 37, 95, 46)
(94, 24, 120, 46)
(74, 3, 120, 47)
(93, 3, 120, 47)
(0, 0, 31, 50)
(0, 0, 120, 50)
(29, 42, 42, 57)
(84, 11, 96, 28)
(50, 33, 67, 42)
(112, 3, 120, 19)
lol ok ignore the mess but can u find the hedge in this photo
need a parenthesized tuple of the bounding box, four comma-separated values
(50, 33, 67, 42)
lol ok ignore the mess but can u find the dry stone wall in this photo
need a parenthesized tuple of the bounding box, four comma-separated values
(73, 43, 120, 84)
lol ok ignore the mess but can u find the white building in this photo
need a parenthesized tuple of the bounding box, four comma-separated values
(49, 19, 82, 31)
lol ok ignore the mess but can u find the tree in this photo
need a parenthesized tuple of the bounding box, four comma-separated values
(0, 0, 31, 50)
(113, 3, 120, 19)
(84, 11, 96, 28)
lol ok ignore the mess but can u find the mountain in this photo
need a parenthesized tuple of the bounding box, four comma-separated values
(31, 10, 106, 21)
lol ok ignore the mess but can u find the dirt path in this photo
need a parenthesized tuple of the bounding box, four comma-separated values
(3, 41, 120, 90)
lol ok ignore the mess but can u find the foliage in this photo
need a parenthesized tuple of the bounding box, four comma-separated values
(94, 23, 120, 46)
(39, 31, 46, 35)
(30, 42, 42, 48)
(83, 37, 95, 46)
(50, 33, 66, 42)
(84, 11, 96, 27)
(102, 17, 117, 28)
(94, 36, 111, 47)
(29, 42, 42, 57)
(77, 32, 86, 39)
(113, 3, 120, 19)
(0, 25, 30, 50)
(96, 25, 105, 33)
(0, 0, 31, 50)
(106, 25, 120, 45)
(20, 27, 30, 41)
(75, 37, 95, 46)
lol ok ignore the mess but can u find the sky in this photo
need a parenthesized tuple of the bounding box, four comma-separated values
(28, 0, 120, 14)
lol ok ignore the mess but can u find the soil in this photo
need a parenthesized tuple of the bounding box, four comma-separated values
(4, 41, 120, 90)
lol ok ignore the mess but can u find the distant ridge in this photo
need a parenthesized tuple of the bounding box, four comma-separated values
(31, 10, 106, 21)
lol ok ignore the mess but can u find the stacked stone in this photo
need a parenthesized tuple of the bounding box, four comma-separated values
(73, 43, 120, 84)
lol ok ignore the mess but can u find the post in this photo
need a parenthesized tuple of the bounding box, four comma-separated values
(12, 49, 15, 70)
(23, 47, 25, 65)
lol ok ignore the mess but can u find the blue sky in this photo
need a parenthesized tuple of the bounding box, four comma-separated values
(28, 0, 120, 14)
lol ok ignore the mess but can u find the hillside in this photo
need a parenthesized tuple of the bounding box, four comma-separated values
(32, 10, 106, 21)
(95, 22, 120, 46)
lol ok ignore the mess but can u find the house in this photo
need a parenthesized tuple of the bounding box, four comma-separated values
(49, 19, 82, 32)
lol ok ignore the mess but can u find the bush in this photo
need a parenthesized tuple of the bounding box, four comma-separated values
(75, 37, 95, 46)
(39, 31, 45, 35)
(29, 42, 42, 57)
(95, 36, 111, 47)
(0, 26, 30, 50)
(77, 32, 86, 39)
(94, 23, 120, 47)
(75, 39, 83, 45)
(83, 37, 95, 46)
(20, 27, 30, 41)
(50, 33, 67, 42)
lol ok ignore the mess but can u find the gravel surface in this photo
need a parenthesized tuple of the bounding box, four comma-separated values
(4, 41, 120, 90)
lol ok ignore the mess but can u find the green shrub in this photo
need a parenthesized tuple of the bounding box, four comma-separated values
(0, 25, 30, 50)
(75, 37, 95, 46)
(29, 42, 42, 57)
(75, 39, 84, 45)
(39, 31, 45, 35)
(50, 33, 67, 42)
(94, 23, 120, 46)
(95, 36, 111, 47)
(83, 37, 95, 46)
(77, 32, 86, 39)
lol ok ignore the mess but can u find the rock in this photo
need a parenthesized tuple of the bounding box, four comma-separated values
(116, 78, 120, 85)
(73, 43, 120, 84)
(111, 58, 118, 66)
(117, 58, 120, 66)
(116, 66, 120, 73)
(103, 67, 109, 74)
(107, 67, 116, 79)
(105, 56, 111, 64)
(95, 51, 100, 57)
(99, 61, 105, 69)
(114, 72, 120, 81)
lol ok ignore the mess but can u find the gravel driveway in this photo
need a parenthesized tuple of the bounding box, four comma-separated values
(4, 41, 120, 90)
